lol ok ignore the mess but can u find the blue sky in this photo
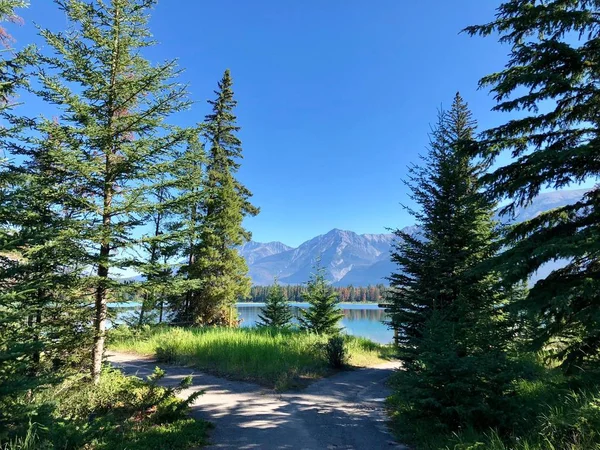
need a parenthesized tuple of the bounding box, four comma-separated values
(9, 1, 539, 247)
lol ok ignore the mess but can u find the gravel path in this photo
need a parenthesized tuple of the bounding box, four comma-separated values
(107, 352, 406, 450)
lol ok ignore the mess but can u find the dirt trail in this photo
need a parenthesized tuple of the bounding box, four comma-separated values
(107, 352, 406, 450)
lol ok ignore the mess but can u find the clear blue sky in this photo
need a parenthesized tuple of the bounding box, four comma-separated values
(12, 1, 518, 247)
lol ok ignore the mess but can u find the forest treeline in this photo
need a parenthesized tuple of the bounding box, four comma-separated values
(244, 284, 386, 303)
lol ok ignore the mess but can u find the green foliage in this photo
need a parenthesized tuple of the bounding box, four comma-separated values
(464, 0, 600, 373)
(27, 0, 194, 382)
(389, 357, 600, 450)
(109, 325, 392, 390)
(298, 262, 344, 334)
(0, 0, 91, 434)
(322, 335, 348, 369)
(135, 178, 187, 328)
(0, 0, 30, 426)
(390, 2, 600, 447)
(0, 126, 93, 431)
(539, 389, 600, 449)
(385, 94, 501, 352)
(181, 70, 259, 325)
(0, 367, 209, 450)
(166, 134, 206, 320)
(0, 1, 262, 447)
(0, 0, 27, 17)
(0, 422, 46, 450)
(385, 94, 516, 435)
(389, 312, 519, 433)
(0, 0, 28, 108)
(257, 280, 293, 328)
(156, 344, 178, 364)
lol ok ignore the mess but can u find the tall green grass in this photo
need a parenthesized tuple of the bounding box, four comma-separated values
(109, 325, 394, 389)
(387, 354, 600, 450)
(0, 423, 42, 450)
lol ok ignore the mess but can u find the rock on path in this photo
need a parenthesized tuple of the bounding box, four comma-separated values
(107, 352, 406, 450)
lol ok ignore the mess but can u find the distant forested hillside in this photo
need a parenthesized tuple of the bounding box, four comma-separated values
(243, 284, 387, 303)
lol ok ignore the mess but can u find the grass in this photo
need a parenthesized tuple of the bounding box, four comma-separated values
(0, 367, 211, 450)
(109, 325, 395, 390)
(387, 354, 600, 450)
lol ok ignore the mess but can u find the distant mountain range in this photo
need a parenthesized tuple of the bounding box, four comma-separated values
(241, 229, 399, 286)
(241, 188, 592, 286)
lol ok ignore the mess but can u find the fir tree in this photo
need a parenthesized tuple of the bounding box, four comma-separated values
(185, 70, 259, 325)
(1, 126, 92, 431)
(0, 1, 90, 431)
(0, 0, 28, 124)
(465, 0, 600, 372)
(385, 94, 514, 430)
(136, 179, 178, 326)
(170, 133, 205, 322)
(257, 279, 293, 328)
(31, 0, 192, 382)
(386, 94, 500, 353)
(299, 261, 344, 334)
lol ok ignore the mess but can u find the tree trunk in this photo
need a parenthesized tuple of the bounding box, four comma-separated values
(28, 289, 43, 376)
(184, 202, 197, 323)
(184, 250, 194, 321)
(138, 292, 147, 327)
(141, 205, 161, 328)
(33, 305, 41, 368)
(92, 161, 113, 383)
(92, 2, 120, 384)
(92, 241, 109, 384)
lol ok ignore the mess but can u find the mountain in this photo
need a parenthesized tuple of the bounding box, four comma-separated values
(244, 188, 592, 286)
(239, 241, 293, 265)
(498, 188, 591, 223)
(246, 227, 416, 286)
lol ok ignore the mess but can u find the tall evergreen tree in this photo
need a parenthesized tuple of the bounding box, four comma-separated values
(184, 70, 259, 325)
(136, 179, 177, 326)
(0, 0, 27, 119)
(0, 0, 29, 253)
(31, 0, 191, 382)
(1, 127, 92, 431)
(257, 279, 293, 328)
(299, 261, 344, 334)
(0, 1, 88, 431)
(387, 95, 500, 352)
(385, 94, 514, 430)
(465, 1, 600, 372)
(170, 133, 205, 322)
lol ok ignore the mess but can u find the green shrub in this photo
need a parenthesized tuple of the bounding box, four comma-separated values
(4, 366, 210, 450)
(323, 335, 348, 369)
(389, 316, 519, 435)
(156, 345, 177, 364)
(106, 324, 138, 344)
(388, 354, 600, 450)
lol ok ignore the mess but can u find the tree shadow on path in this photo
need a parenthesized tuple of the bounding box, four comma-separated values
(108, 353, 406, 450)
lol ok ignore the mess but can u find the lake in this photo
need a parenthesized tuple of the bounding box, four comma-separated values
(112, 302, 394, 344)
(237, 302, 393, 344)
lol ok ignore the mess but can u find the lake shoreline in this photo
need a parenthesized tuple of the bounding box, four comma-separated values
(111, 302, 394, 344)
